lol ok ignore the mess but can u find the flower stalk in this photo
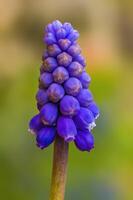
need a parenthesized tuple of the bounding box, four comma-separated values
(49, 135, 69, 200)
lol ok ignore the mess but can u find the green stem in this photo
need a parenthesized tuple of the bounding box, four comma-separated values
(49, 135, 69, 200)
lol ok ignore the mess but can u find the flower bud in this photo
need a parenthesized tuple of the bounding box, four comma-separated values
(36, 127, 56, 149)
(36, 89, 48, 106)
(57, 116, 77, 142)
(47, 83, 65, 103)
(76, 89, 93, 107)
(79, 71, 91, 88)
(29, 114, 43, 135)
(60, 95, 80, 116)
(43, 57, 57, 72)
(67, 44, 81, 57)
(73, 107, 96, 131)
(39, 72, 53, 88)
(57, 52, 72, 67)
(45, 23, 54, 34)
(40, 103, 58, 125)
(47, 44, 61, 57)
(88, 102, 100, 119)
(75, 54, 86, 67)
(44, 33, 56, 45)
(63, 23, 73, 34)
(58, 39, 71, 50)
(53, 67, 69, 84)
(75, 130, 94, 152)
(67, 30, 79, 42)
(64, 77, 82, 96)
(56, 28, 67, 40)
(68, 61, 83, 77)
(52, 20, 62, 31)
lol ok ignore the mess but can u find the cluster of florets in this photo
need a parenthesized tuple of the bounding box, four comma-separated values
(29, 20, 100, 152)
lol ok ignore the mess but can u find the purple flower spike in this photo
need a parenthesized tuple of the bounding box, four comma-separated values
(29, 114, 43, 135)
(36, 127, 56, 149)
(68, 61, 83, 77)
(75, 130, 94, 152)
(57, 52, 72, 67)
(79, 71, 91, 88)
(47, 83, 65, 103)
(40, 103, 58, 125)
(57, 116, 77, 142)
(39, 72, 53, 88)
(73, 107, 96, 131)
(76, 89, 93, 107)
(88, 102, 100, 119)
(53, 67, 69, 84)
(29, 20, 100, 152)
(64, 77, 82, 96)
(60, 95, 80, 116)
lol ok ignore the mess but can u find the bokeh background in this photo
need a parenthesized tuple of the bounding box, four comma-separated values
(0, 0, 133, 199)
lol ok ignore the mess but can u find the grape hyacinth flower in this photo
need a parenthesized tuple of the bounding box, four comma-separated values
(28, 20, 100, 200)
(75, 130, 94, 152)
(28, 19, 100, 155)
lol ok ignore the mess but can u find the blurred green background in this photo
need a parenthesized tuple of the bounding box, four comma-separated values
(0, 0, 133, 199)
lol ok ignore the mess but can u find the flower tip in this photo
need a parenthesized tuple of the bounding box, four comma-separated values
(28, 128, 35, 135)
(65, 136, 75, 142)
(36, 143, 45, 149)
(57, 116, 77, 140)
(88, 121, 96, 131)
(95, 113, 100, 119)
(87, 145, 94, 152)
